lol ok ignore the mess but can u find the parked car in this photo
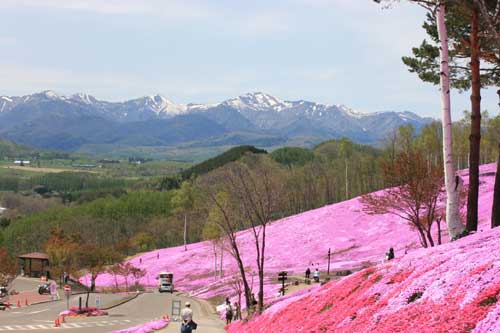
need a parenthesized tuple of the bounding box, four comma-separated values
(0, 286, 7, 298)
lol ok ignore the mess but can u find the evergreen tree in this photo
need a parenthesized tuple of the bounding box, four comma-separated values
(402, 2, 499, 232)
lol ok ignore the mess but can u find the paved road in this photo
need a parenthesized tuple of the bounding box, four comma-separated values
(5, 277, 52, 306)
(0, 291, 225, 333)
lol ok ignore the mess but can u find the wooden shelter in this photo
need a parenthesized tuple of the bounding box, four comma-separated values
(18, 252, 50, 278)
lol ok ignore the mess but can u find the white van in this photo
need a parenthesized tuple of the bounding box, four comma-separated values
(157, 272, 174, 293)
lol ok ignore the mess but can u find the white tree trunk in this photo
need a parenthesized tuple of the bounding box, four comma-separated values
(436, 4, 465, 239)
(183, 214, 187, 251)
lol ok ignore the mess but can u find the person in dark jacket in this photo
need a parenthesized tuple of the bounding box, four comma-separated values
(225, 298, 233, 324)
(386, 248, 395, 261)
(234, 302, 241, 320)
(305, 267, 311, 279)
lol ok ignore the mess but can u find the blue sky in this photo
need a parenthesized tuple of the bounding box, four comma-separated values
(0, 0, 498, 118)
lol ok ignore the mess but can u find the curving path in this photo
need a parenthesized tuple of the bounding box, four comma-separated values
(0, 291, 225, 333)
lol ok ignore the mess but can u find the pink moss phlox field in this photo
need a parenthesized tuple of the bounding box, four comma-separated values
(227, 227, 500, 333)
(83, 164, 499, 331)
(111, 318, 169, 333)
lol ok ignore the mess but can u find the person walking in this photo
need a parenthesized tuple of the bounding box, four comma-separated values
(225, 299, 233, 324)
(234, 302, 241, 320)
(181, 302, 197, 332)
(386, 248, 395, 261)
(49, 282, 58, 301)
(305, 267, 311, 280)
(313, 268, 320, 283)
(250, 293, 258, 314)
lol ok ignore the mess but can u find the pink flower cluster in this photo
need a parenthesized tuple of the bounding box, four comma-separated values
(82, 163, 499, 332)
(59, 306, 108, 317)
(111, 318, 169, 333)
(227, 227, 500, 333)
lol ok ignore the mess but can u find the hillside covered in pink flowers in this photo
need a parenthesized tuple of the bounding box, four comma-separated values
(228, 225, 500, 333)
(87, 163, 500, 332)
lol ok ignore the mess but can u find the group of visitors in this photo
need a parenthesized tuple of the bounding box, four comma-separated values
(224, 297, 241, 324)
(180, 248, 398, 332)
(305, 267, 321, 283)
(180, 295, 245, 332)
(303, 248, 396, 284)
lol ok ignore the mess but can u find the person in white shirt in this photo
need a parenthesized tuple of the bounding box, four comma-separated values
(181, 302, 196, 332)
(313, 268, 320, 282)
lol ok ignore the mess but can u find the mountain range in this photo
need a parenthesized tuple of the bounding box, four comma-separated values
(0, 91, 432, 155)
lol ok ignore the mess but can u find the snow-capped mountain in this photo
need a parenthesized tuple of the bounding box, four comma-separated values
(221, 92, 292, 112)
(0, 91, 432, 151)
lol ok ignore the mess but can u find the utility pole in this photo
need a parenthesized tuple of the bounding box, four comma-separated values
(278, 272, 287, 295)
(327, 248, 331, 276)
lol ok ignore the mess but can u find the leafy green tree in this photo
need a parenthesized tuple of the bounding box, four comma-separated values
(271, 147, 314, 167)
(416, 121, 442, 166)
(180, 145, 267, 181)
(131, 232, 155, 252)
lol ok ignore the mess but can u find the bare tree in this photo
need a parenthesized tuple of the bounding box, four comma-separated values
(361, 150, 446, 248)
(224, 155, 284, 313)
(375, 0, 466, 238)
(202, 219, 222, 280)
(199, 183, 253, 314)
(198, 154, 284, 315)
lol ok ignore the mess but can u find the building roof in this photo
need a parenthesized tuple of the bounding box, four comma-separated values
(18, 252, 49, 260)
